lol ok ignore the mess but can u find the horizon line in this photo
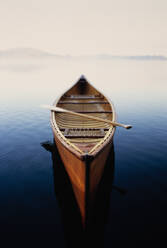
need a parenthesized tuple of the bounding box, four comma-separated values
(0, 47, 166, 60)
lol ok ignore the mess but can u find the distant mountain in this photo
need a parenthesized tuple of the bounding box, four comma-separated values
(0, 47, 67, 59)
(96, 54, 167, 61)
(0, 47, 166, 61)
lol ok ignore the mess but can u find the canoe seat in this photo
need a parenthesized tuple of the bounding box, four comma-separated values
(63, 94, 103, 100)
(74, 111, 112, 113)
(58, 101, 109, 104)
(61, 128, 109, 138)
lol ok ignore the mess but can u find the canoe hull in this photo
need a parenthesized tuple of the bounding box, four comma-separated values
(53, 130, 113, 226)
(51, 76, 116, 225)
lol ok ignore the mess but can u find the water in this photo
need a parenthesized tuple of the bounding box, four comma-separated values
(0, 58, 167, 247)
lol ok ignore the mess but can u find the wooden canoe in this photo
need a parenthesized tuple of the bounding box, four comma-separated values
(50, 76, 116, 225)
(41, 140, 115, 246)
(51, 143, 115, 247)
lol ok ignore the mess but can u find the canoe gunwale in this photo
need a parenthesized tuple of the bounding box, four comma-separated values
(51, 78, 116, 160)
(88, 97, 116, 156)
(51, 114, 85, 160)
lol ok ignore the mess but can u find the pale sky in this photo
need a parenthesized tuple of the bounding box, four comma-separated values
(0, 0, 167, 55)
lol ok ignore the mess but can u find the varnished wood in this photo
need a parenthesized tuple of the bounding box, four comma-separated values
(58, 101, 109, 104)
(69, 111, 113, 113)
(63, 94, 104, 99)
(43, 142, 115, 247)
(49, 76, 119, 226)
(63, 128, 106, 138)
(60, 128, 109, 131)
(43, 105, 132, 129)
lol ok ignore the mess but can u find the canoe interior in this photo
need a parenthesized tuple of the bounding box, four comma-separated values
(54, 76, 114, 154)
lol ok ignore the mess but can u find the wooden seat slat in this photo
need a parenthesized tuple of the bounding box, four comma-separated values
(60, 128, 109, 131)
(63, 95, 103, 100)
(64, 94, 102, 99)
(65, 135, 105, 138)
(58, 101, 109, 104)
(73, 111, 112, 113)
(61, 128, 109, 138)
(56, 110, 112, 113)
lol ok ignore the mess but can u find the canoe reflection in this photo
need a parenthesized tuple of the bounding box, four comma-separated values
(41, 141, 115, 248)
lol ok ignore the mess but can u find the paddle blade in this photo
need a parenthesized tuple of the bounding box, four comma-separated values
(125, 125, 132, 129)
(40, 105, 68, 113)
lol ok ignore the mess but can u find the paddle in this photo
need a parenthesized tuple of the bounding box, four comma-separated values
(41, 105, 132, 129)
(41, 104, 132, 129)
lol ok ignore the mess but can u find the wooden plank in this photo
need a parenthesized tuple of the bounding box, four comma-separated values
(74, 111, 112, 113)
(58, 101, 109, 104)
(63, 128, 107, 138)
(64, 94, 101, 97)
(63, 95, 104, 100)
(65, 135, 105, 138)
(60, 128, 109, 131)
(57, 111, 112, 113)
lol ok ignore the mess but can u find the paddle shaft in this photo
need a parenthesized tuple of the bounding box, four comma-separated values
(42, 105, 132, 129)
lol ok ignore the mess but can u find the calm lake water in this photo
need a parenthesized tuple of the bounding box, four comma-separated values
(0, 58, 167, 247)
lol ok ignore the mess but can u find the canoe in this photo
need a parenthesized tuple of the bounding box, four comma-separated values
(51, 143, 115, 246)
(50, 75, 116, 225)
(41, 140, 115, 245)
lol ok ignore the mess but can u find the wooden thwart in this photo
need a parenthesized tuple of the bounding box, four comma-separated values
(61, 128, 107, 138)
(60, 128, 109, 131)
(73, 111, 112, 113)
(58, 101, 109, 104)
(63, 94, 103, 100)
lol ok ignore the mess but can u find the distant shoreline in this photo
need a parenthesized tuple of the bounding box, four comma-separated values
(0, 48, 166, 61)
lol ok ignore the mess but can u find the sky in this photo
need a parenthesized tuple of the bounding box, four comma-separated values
(0, 0, 167, 55)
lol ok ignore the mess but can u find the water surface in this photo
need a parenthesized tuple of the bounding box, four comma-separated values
(0, 58, 167, 247)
